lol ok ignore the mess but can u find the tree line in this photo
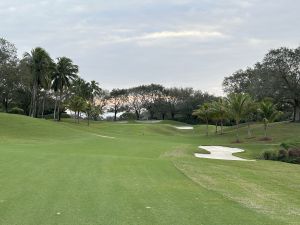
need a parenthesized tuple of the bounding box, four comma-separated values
(193, 93, 282, 142)
(0, 38, 216, 124)
(107, 85, 216, 122)
(1, 37, 299, 129)
(223, 46, 300, 122)
(192, 46, 300, 141)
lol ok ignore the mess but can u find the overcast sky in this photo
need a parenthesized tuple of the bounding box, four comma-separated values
(1, 0, 299, 95)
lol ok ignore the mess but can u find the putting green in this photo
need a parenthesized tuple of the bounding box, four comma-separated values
(0, 113, 299, 225)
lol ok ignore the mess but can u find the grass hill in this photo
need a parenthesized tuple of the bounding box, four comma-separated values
(0, 113, 299, 225)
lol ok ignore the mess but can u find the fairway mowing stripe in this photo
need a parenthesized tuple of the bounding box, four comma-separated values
(94, 134, 116, 139)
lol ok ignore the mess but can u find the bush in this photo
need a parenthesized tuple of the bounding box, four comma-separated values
(9, 107, 24, 115)
(262, 151, 278, 160)
(280, 142, 299, 150)
(288, 149, 300, 158)
(119, 112, 136, 121)
(289, 157, 300, 164)
(286, 149, 300, 164)
(280, 142, 290, 150)
(43, 113, 71, 119)
(263, 145, 300, 164)
(278, 149, 288, 161)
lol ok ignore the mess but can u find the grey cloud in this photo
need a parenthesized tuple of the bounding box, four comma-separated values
(1, 0, 299, 95)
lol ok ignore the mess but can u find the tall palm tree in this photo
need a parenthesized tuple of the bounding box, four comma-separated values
(258, 100, 282, 139)
(210, 98, 228, 135)
(90, 80, 102, 104)
(23, 47, 52, 118)
(52, 57, 78, 121)
(193, 103, 211, 136)
(85, 80, 102, 124)
(244, 98, 257, 138)
(226, 93, 250, 142)
(40, 74, 51, 118)
(40, 61, 55, 118)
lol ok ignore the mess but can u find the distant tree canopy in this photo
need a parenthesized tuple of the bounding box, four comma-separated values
(1, 37, 298, 126)
(0, 38, 19, 113)
(223, 46, 300, 122)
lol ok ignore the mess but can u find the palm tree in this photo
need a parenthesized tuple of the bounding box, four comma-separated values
(68, 95, 86, 123)
(209, 107, 219, 134)
(226, 93, 250, 142)
(23, 47, 52, 118)
(210, 99, 228, 135)
(258, 100, 282, 139)
(85, 101, 92, 126)
(40, 61, 55, 118)
(52, 74, 59, 120)
(52, 57, 78, 121)
(40, 75, 51, 118)
(90, 80, 102, 105)
(193, 103, 211, 136)
(244, 98, 257, 138)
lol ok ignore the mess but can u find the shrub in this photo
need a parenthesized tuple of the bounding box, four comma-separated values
(289, 157, 300, 164)
(262, 151, 278, 160)
(263, 146, 300, 164)
(9, 107, 24, 115)
(119, 112, 136, 121)
(288, 149, 300, 158)
(43, 113, 71, 119)
(280, 142, 290, 150)
(278, 149, 288, 161)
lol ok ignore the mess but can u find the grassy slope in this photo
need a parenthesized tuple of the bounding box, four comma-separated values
(0, 113, 299, 225)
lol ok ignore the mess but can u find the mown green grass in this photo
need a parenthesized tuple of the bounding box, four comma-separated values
(0, 113, 299, 225)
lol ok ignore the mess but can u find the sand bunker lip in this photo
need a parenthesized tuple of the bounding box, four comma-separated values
(174, 126, 194, 130)
(195, 146, 253, 161)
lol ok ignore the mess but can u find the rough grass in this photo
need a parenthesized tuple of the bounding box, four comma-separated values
(0, 113, 299, 225)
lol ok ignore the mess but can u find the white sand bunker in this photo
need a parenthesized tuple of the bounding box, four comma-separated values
(195, 146, 253, 161)
(136, 120, 162, 124)
(174, 126, 194, 130)
(94, 134, 116, 139)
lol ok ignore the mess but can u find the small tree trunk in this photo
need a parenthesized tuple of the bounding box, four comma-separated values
(294, 100, 300, 122)
(264, 122, 268, 138)
(29, 88, 34, 116)
(171, 112, 175, 120)
(37, 97, 41, 117)
(31, 84, 37, 117)
(220, 120, 223, 135)
(87, 113, 90, 126)
(77, 111, 80, 124)
(3, 98, 8, 113)
(57, 89, 62, 121)
(236, 121, 240, 142)
(206, 119, 209, 136)
(34, 86, 39, 118)
(135, 110, 140, 120)
(41, 92, 46, 118)
(150, 111, 155, 120)
(114, 108, 117, 121)
(215, 121, 218, 134)
(57, 100, 60, 121)
(54, 93, 58, 120)
(247, 122, 252, 138)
